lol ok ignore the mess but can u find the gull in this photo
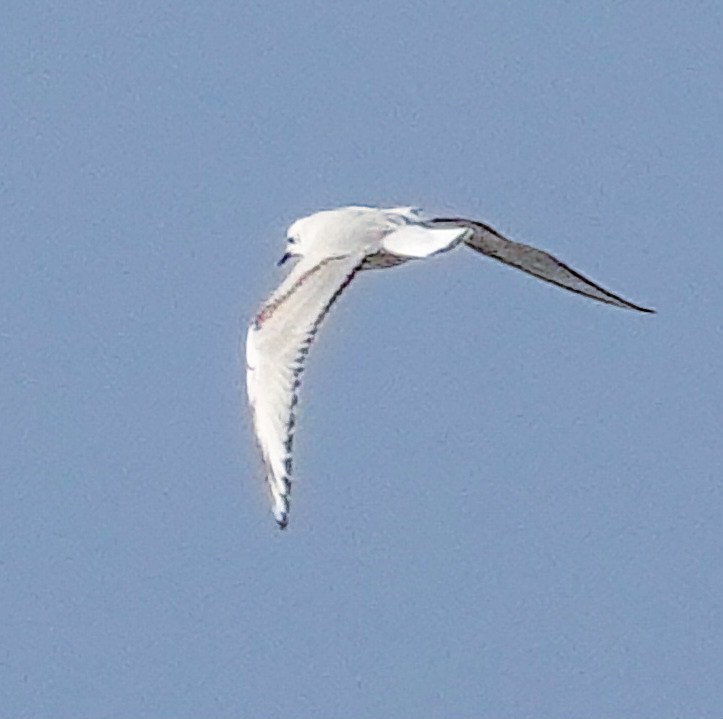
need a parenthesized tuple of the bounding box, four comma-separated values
(246, 205, 653, 528)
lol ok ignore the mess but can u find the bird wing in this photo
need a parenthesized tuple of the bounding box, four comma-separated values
(431, 218, 654, 312)
(381, 223, 468, 258)
(246, 251, 367, 528)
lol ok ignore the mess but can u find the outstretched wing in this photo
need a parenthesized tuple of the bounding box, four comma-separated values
(246, 252, 367, 529)
(431, 218, 654, 312)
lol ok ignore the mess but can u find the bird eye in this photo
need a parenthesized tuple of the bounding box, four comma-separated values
(287, 236, 297, 244)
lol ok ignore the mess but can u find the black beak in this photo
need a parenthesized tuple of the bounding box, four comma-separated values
(277, 252, 292, 267)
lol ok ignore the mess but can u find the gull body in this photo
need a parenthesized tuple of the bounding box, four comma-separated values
(246, 205, 653, 528)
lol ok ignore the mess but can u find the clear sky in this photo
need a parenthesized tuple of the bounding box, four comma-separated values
(2, 2, 722, 717)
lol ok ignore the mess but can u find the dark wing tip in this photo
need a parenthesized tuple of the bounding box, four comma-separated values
(635, 304, 656, 314)
(273, 498, 290, 529)
(272, 483, 291, 530)
(437, 217, 656, 315)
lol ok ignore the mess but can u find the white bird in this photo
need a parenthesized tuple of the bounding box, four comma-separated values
(246, 205, 653, 528)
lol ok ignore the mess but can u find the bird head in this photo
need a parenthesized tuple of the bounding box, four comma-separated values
(278, 207, 384, 267)
(277, 215, 312, 266)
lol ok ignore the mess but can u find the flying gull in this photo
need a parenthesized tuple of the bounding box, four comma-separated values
(246, 205, 653, 528)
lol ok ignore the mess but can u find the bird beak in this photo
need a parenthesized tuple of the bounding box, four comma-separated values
(277, 252, 292, 267)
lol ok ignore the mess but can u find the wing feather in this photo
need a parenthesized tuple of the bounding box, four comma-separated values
(246, 252, 366, 528)
(432, 218, 654, 312)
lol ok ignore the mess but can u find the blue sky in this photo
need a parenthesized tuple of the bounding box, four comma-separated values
(2, 1, 722, 716)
